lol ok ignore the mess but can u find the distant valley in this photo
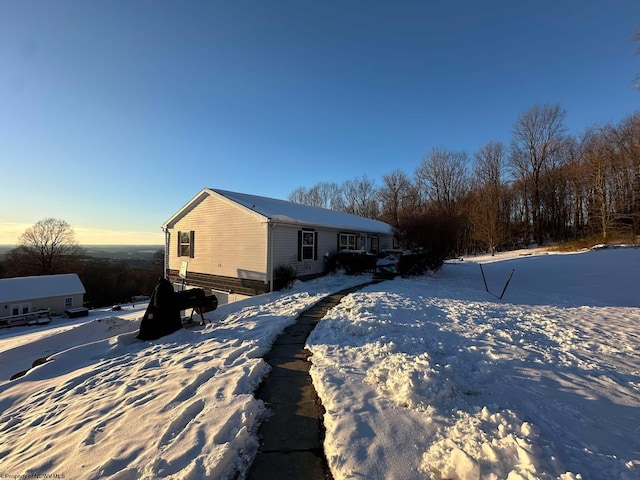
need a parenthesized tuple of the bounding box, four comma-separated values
(0, 245, 164, 263)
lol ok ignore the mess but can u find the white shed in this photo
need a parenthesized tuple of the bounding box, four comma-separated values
(0, 273, 86, 317)
(162, 188, 394, 299)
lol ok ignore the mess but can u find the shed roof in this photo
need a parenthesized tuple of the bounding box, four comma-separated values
(163, 188, 394, 234)
(0, 274, 86, 303)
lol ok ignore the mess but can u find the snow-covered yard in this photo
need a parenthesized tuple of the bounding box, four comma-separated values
(0, 247, 638, 479)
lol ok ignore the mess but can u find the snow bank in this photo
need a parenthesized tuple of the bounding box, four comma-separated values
(0, 274, 371, 479)
(307, 248, 640, 480)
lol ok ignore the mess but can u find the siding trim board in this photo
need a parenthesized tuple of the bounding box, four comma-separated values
(167, 270, 269, 297)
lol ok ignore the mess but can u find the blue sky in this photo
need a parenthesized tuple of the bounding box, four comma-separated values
(1, 1, 638, 245)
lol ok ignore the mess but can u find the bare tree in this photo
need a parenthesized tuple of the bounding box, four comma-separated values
(551, 137, 583, 240)
(509, 104, 567, 245)
(581, 127, 616, 241)
(289, 182, 344, 210)
(340, 176, 380, 218)
(415, 147, 469, 215)
(379, 169, 419, 228)
(565, 141, 589, 239)
(311, 182, 343, 210)
(610, 112, 640, 230)
(470, 141, 506, 254)
(291, 105, 640, 253)
(2, 246, 36, 277)
(12, 218, 84, 275)
(288, 186, 309, 205)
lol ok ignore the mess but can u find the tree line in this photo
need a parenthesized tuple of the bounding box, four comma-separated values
(0, 218, 164, 308)
(289, 104, 640, 256)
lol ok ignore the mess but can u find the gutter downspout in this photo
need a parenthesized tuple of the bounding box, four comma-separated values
(163, 227, 169, 280)
(268, 220, 274, 292)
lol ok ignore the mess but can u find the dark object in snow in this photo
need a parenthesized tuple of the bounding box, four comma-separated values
(479, 264, 515, 300)
(174, 288, 218, 325)
(63, 307, 89, 319)
(375, 249, 402, 279)
(137, 278, 183, 340)
(10, 356, 49, 381)
(173, 287, 206, 311)
(137, 278, 218, 340)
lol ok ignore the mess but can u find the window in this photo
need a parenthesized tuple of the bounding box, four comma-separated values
(65, 297, 73, 309)
(301, 232, 314, 260)
(11, 304, 30, 315)
(339, 233, 357, 251)
(371, 236, 379, 254)
(298, 230, 317, 261)
(178, 230, 195, 258)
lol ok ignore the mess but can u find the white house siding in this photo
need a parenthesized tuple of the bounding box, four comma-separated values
(270, 225, 323, 279)
(1, 296, 82, 317)
(33, 294, 84, 315)
(167, 194, 268, 284)
(269, 225, 395, 280)
(317, 229, 340, 267)
(270, 225, 298, 269)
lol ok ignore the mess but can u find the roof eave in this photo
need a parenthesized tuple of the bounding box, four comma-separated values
(162, 188, 213, 229)
(269, 217, 392, 234)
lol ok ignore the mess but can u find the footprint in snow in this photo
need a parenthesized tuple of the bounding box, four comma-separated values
(158, 399, 205, 448)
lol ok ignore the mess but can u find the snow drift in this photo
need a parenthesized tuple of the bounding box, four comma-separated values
(0, 247, 638, 479)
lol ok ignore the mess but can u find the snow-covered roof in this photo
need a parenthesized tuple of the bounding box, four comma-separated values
(164, 188, 394, 234)
(0, 274, 86, 303)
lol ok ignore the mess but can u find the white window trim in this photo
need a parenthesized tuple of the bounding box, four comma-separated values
(302, 231, 315, 260)
(339, 233, 357, 250)
(178, 231, 194, 258)
(10, 303, 31, 315)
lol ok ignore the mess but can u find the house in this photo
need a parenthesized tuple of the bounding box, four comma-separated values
(162, 188, 394, 301)
(0, 273, 86, 318)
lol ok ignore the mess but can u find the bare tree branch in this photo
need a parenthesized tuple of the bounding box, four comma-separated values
(16, 218, 84, 275)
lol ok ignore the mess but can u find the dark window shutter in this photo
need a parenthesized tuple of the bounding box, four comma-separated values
(314, 232, 318, 260)
(297, 230, 302, 261)
(190, 231, 195, 258)
(177, 231, 182, 257)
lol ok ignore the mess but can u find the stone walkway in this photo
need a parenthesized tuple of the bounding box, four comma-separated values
(247, 282, 376, 480)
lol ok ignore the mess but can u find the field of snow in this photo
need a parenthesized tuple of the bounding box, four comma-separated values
(0, 247, 638, 479)
(308, 247, 640, 480)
